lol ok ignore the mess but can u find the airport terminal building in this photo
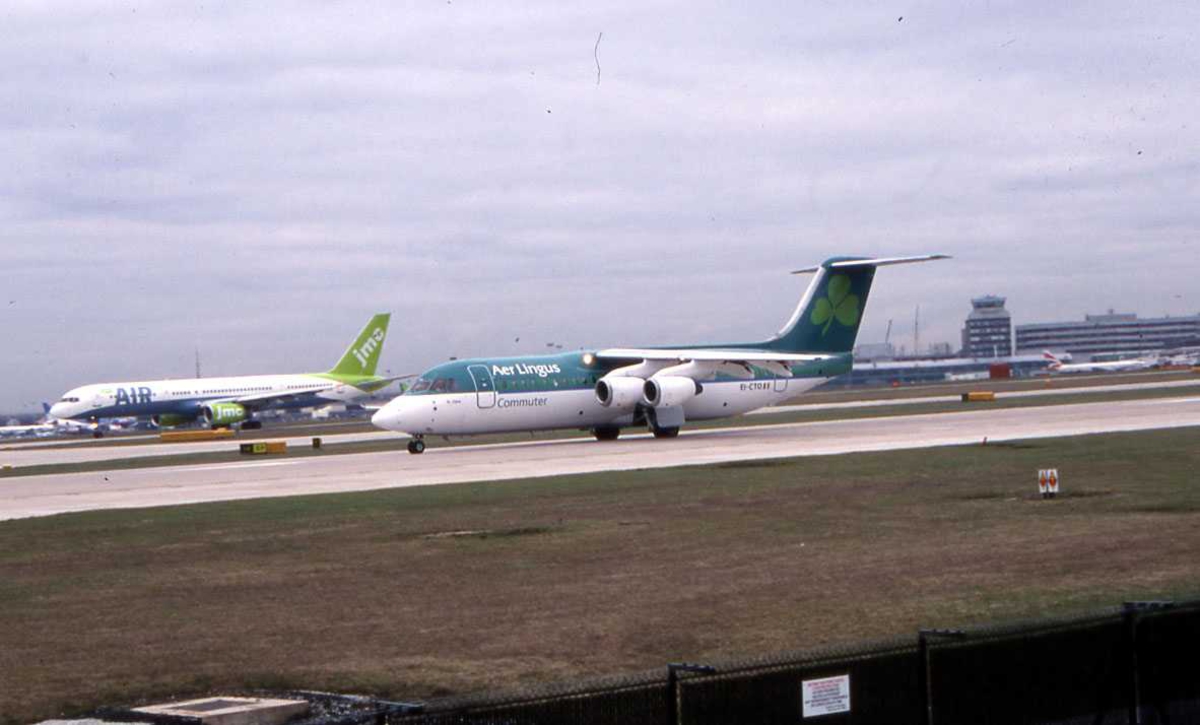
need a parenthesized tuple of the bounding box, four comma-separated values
(1015, 311, 1200, 358)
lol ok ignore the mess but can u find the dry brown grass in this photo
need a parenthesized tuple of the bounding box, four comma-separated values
(2, 427, 1198, 722)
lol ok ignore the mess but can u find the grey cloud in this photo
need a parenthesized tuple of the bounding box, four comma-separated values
(2, 1, 1199, 409)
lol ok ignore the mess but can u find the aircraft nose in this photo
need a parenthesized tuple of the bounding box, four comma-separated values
(49, 403, 68, 418)
(371, 398, 409, 432)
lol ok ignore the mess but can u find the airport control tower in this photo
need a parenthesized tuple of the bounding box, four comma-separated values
(961, 295, 1012, 358)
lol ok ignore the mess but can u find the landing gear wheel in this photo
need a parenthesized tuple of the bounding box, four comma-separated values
(652, 426, 680, 439)
(592, 426, 621, 441)
(407, 438, 426, 454)
(241, 420, 262, 430)
(92, 430, 104, 439)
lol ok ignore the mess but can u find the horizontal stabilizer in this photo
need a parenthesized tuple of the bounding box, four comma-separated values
(791, 254, 951, 274)
(596, 348, 833, 363)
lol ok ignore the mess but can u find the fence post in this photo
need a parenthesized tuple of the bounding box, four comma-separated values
(666, 662, 715, 725)
(917, 629, 965, 725)
(1122, 601, 1174, 725)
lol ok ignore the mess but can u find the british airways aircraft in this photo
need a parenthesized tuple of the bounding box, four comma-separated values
(372, 255, 947, 453)
(1041, 350, 1157, 373)
(50, 314, 403, 434)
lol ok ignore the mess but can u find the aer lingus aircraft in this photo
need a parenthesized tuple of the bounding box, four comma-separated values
(372, 255, 947, 453)
(50, 314, 401, 434)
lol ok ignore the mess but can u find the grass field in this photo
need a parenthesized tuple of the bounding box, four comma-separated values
(2, 427, 1199, 722)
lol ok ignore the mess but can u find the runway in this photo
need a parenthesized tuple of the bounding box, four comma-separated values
(4, 377, 1198, 468)
(0, 429, 403, 467)
(2, 395, 1198, 521)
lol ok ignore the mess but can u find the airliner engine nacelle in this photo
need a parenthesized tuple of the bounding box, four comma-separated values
(152, 413, 196, 428)
(595, 376, 645, 411)
(643, 376, 701, 408)
(201, 402, 248, 426)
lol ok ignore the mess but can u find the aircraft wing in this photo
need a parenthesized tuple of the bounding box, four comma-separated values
(596, 348, 834, 363)
(368, 373, 420, 386)
(221, 374, 418, 410)
(218, 386, 334, 410)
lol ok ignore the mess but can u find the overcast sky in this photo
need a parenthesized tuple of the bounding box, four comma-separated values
(2, 1, 1198, 411)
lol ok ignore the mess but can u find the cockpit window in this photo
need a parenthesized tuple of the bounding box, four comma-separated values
(408, 377, 458, 394)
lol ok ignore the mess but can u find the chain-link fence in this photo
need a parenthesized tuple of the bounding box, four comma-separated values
(103, 600, 1200, 725)
(395, 600, 1198, 725)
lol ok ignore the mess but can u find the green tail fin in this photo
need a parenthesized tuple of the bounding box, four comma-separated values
(764, 255, 948, 354)
(329, 313, 391, 376)
(766, 261, 876, 354)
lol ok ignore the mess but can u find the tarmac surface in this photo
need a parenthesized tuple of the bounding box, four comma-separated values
(2, 395, 1198, 521)
(3, 377, 1198, 468)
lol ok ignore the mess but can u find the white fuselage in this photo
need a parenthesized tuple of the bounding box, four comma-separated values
(1050, 359, 1155, 373)
(374, 378, 824, 437)
(49, 373, 365, 421)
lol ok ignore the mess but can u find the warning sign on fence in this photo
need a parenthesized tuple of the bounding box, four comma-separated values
(801, 674, 851, 717)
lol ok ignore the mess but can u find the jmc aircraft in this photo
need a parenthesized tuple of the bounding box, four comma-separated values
(50, 314, 401, 434)
(373, 255, 947, 453)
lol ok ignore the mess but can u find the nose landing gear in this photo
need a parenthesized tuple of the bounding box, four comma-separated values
(407, 437, 426, 454)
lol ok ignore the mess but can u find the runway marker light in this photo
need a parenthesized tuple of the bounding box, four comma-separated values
(1038, 469, 1059, 499)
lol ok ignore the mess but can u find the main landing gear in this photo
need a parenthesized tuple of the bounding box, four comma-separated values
(592, 424, 679, 441)
(407, 437, 426, 454)
(592, 426, 621, 441)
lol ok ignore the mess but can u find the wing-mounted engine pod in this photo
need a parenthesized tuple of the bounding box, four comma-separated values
(200, 402, 248, 426)
(595, 376, 645, 410)
(643, 376, 702, 408)
(152, 413, 195, 428)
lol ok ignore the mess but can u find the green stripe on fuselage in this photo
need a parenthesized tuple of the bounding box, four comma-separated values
(404, 351, 853, 396)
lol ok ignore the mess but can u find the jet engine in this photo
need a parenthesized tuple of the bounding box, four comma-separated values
(595, 376, 645, 411)
(200, 402, 248, 426)
(643, 376, 701, 408)
(151, 413, 196, 428)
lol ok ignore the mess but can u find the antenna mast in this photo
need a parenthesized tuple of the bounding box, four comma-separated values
(913, 306, 920, 358)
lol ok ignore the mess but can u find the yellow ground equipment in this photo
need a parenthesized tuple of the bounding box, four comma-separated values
(961, 391, 997, 402)
(160, 429, 236, 442)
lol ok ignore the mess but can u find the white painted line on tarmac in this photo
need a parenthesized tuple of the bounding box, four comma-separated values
(172, 460, 307, 473)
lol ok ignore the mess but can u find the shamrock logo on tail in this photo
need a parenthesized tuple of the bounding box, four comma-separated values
(810, 274, 860, 335)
